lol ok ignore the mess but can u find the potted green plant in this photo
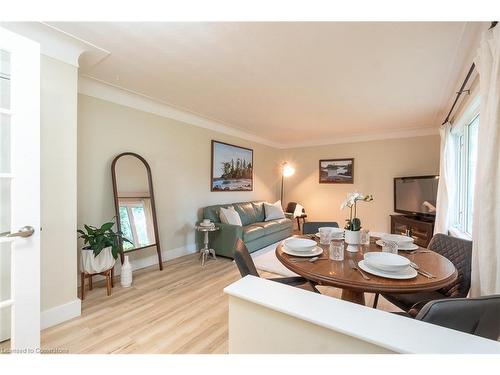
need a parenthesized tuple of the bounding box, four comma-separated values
(341, 192, 373, 252)
(77, 221, 132, 274)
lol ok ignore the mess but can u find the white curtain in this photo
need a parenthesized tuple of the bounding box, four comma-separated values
(471, 27, 500, 296)
(434, 122, 456, 234)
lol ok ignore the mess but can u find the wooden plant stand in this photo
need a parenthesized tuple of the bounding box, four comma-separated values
(80, 267, 114, 300)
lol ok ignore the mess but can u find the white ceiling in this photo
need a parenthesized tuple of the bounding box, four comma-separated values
(49, 22, 485, 145)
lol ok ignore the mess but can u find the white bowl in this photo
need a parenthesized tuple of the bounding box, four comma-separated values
(381, 234, 414, 246)
(284, 238, 317, 252)
(318, 227, 344, 235)
(323, 227, 344, 234)
(363, 252, 410, 272)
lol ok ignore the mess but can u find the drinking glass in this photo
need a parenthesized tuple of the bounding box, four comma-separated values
(319, 227, 332, 245)
(360, 229, 370, 246)
(382, 240, 398, 254)
(329, 239, 345, 261)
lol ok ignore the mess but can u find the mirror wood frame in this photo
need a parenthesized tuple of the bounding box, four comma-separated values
(111, 152, 163, 270)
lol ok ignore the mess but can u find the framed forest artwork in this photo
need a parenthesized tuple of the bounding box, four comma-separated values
(211, 140, 253, 191)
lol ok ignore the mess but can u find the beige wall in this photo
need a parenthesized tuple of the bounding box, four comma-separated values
(229, 296, 394, 354)
(77, 92, 440, 264)
(77, 94, 281, 264)
(40, 56, 78, 311)
(281, 136, 440, 232)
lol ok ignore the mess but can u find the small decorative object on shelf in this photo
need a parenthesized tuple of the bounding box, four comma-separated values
(199, 218, 215, 228)
(195, 221, 219, 266)
(341, 192, 374, 252)
(77, 220, 132, 299)
(120, 255, 132, 287)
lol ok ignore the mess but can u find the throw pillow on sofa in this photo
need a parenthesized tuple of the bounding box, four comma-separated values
(219, 206, 243, 226)
(264, 200, 285, 221)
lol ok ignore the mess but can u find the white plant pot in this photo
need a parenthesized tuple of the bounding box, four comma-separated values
(81, 246, 116, 274)
(344, 230, 361, 253)
(120, 255, 133, 288)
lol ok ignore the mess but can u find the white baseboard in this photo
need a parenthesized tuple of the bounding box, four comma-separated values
(41, 299, 81, 330)
(79, 243, 198, 285)
(113, 242, 198, 275)
(41, 244, 197, 331)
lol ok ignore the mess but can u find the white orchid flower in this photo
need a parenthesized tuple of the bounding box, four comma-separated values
(341, 193, 355, 209)
(341, 192, 374, 210)
(348, 193, 358, 206)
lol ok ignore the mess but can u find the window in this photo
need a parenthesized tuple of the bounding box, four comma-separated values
(119, 199, 155, 250)
(466, 116, 479, 234)
(452, 106, 479, 237)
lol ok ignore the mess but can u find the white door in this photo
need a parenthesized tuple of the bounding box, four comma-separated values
(0, 27, 40, 352)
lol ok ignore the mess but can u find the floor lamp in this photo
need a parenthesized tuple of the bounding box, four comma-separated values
(280, 162, 295, 206)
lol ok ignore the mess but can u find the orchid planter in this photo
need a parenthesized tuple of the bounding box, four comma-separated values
(341, 192, 374, 253)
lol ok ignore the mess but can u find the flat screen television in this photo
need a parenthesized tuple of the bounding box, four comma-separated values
(394, 175, 439, 217)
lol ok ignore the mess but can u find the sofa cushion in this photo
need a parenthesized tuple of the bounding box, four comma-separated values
(203, 203, 246, 224)
(255, 218, 293, 235)
(203, 206, 220, 223)
(264, 200, 286, 221)
(203, 204, 234, 223)
(219, 206, 242, 226)
(242, 224, 266, 242)
(252, 201, 265, 222)
(234, 202, 257, 226)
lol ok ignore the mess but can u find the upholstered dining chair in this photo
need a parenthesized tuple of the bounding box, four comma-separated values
(403, 295, 500, 341)
(302, 221, 339, 235)
(233, 239, 320, 293)
(284, 202, 307, 231)
(374, 233, 472, 315)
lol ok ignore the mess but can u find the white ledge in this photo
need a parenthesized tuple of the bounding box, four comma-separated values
(224, 275, 500, 354)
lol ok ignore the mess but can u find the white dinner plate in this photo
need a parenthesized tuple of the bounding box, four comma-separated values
(358, 260, 417, 279)
(375, 240, 419, 251)
(282, 245, 324, 257)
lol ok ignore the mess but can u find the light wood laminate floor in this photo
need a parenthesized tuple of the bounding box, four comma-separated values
(2, 252, 400, 354)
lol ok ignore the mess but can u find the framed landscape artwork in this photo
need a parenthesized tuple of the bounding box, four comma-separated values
(319, 158, 354, 184)
(211, 140, 253, 191)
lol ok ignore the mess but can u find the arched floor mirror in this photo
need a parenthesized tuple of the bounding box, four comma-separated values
(111, 152, 163, 270)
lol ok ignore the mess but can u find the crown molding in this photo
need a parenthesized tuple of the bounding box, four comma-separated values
(284, 127, 439, 149)
(79, 75, 439, 150)
(0, 22, 109, 67)
(78, 75, 283, 148)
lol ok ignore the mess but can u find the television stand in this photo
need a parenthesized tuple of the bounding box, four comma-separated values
(390, 214, 435, 248)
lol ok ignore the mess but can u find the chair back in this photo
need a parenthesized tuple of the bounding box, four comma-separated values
(285, 202, 297, 214)
(416, 295, 500, 340)
(428, 233, 472, 298)
(234, 239, 260, 278)
(302, 221, 339, 235)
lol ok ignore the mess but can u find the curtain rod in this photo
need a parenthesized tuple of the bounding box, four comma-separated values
(441, 21, 498, 125)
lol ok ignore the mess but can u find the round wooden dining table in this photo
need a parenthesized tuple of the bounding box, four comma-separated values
(276, 236, 458, 306)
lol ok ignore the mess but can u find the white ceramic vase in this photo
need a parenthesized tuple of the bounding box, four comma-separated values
(344, 230, 361, 253)
(120, 255, 132, 287)
(81, 246, 115, 274)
